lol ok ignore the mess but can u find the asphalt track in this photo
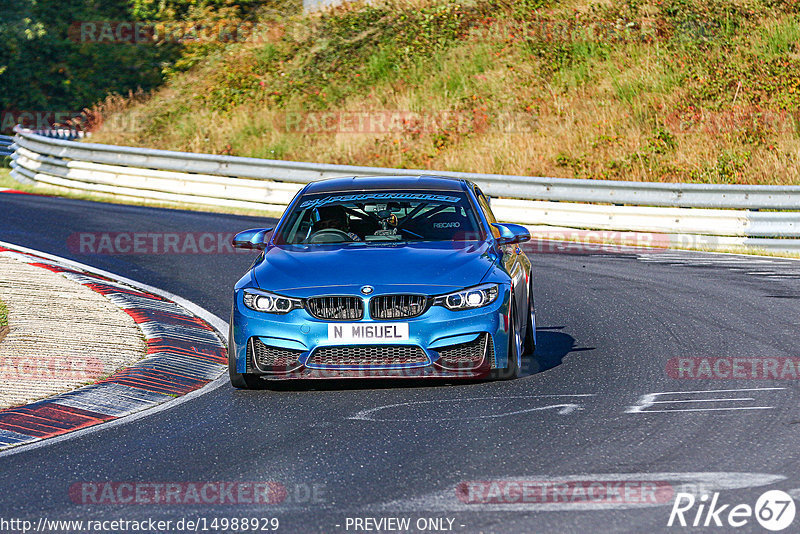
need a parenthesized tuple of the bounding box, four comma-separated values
(1, 192, 800, 533)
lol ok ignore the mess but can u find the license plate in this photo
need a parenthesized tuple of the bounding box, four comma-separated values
(328, 323, 409, 343)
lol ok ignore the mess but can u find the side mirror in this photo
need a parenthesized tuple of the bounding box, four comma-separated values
(232, 228, 274, 250)
(492, 223, 530, 246)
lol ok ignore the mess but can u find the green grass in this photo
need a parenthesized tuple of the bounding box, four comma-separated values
(0, 169, 18, 189)
(0, 297, 7, 332)
(756, 18, 800, 59)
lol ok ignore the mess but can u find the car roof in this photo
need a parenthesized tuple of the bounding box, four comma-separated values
(303, 175, 470, 194)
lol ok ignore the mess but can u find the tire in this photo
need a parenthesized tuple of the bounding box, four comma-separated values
(228, 364, 262, 389)
(523, 284, 536, 356)
(491, 301, 520, 380)
(227, 316, 261, 389)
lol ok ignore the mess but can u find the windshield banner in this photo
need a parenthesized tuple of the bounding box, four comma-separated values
(298, 193, 461, 209)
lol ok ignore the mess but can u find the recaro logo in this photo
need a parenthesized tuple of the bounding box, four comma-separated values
(668, 490, 796, 531)
(432, 222, 460, 229)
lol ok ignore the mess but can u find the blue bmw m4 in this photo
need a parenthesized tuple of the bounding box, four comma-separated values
(228, 175, 535, 388)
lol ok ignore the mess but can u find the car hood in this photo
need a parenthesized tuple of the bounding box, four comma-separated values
(252, 241, 498, 296)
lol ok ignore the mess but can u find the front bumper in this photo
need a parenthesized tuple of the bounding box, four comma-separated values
(230, 287, 511, 380)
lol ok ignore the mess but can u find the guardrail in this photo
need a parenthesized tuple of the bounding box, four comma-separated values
(0, 135, 13, 157)
(9, 127, 800, 254)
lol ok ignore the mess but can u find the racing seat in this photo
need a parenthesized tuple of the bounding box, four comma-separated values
(417, 210, 470, 241)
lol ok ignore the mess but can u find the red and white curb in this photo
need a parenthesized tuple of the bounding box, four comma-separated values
(0, 189, 37, 195)
(0, 242, 228, 452)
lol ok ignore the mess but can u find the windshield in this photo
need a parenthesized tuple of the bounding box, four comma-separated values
(274, 191, 484, 245)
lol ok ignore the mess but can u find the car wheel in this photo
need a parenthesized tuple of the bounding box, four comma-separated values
(228, 363, 262, 389)
(523, 287, 536, 356)
(491, 301, 520, 380)
(228, 317, 261, 389)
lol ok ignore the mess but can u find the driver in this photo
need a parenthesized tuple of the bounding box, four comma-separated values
(313, 205, 362, 241)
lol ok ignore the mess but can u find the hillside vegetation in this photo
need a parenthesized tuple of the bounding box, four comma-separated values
(0, 0, 288, 125)
(89, 0, 800, 184)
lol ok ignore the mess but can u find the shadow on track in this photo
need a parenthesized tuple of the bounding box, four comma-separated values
(520, 326, 594, 377)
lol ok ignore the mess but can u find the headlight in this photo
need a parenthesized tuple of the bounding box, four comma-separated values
(243, 289, 302, 314)
(434, 283, 499, 311)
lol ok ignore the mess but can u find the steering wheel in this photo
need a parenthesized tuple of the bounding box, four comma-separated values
(308, 228, 356, 244)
